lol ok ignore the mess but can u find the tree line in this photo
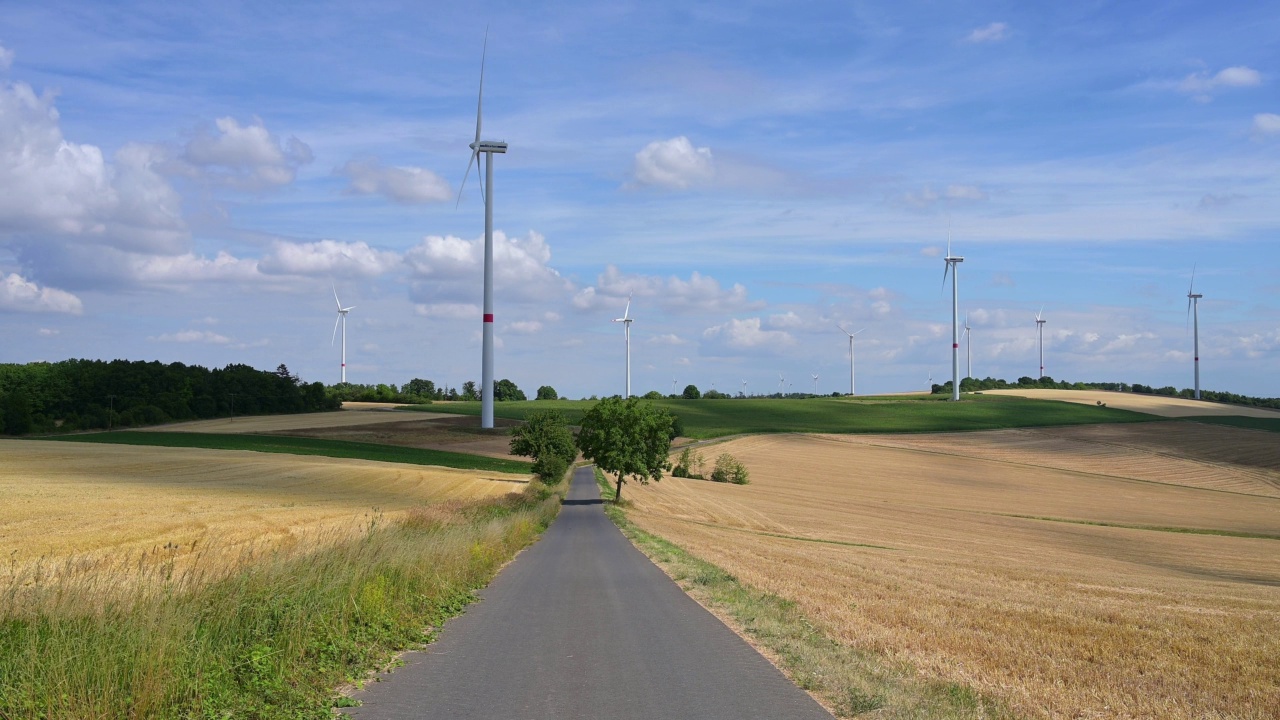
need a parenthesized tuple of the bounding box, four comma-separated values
(0, 359, 338, 435)
(324, 378, 559, 404)
(931, 375, 1280, 409)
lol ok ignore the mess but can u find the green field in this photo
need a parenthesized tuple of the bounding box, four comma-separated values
(404, 394, 1159, 438)
(44, 431, 532, 474)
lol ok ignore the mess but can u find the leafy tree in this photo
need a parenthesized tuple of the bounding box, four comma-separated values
(461, 381, 479, 401)
(509, 410, 576, 484)
(642, 390, 663, 400)
(672, 447, 705, 479)
(494, 378, 527, 401)
(682, 384, 701, 399)
(536, 385, 558, 400)
(710, 453, 750, 485)
(576, 397, 674, 502)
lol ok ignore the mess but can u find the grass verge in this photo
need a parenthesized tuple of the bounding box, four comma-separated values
(409, 395, 1156, 438)
(42, 430, 531, 474)
(0, 482, 560, 719)
(591, 468, 1018, 720)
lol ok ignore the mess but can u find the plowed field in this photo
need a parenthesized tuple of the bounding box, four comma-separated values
(627, 427, 1280, 720)
(149, 406, 447, 434)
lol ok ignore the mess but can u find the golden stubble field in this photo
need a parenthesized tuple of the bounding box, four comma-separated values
(0, 440, 527, 581)
(626, 423, 1280, 719)
(983, 388, 1280, 418)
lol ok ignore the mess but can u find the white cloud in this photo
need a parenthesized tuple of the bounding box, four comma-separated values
(632, 136, 714, 189)
(260, 239, 400, 278)
(767, 311, 805, 329)
(1178, 66, 1262, 100)
(648, 333, 686, 345)
(506, 320, 543, 334)
(128, 251, 261, 284)
(578, 265, 759, 314)
(702, 317, 795, 349)
(0, 44, 14, 72)
(405, 230, 568, 303)
(1252, 113, 1280, 136)
(964, 22, 1008, 44)
(945, 184, 986, 200)
(180, 116, 312, 188)
(340, 157, 452, 204)
(871, 300, 891, 316)
(415, 302, 479, 319)
(37, 327, 59, 336)
(906, 184, 985, 207)
(0, 82, 187, 254)
(150, 329, 231, 344)
(0, 273, 82, 314)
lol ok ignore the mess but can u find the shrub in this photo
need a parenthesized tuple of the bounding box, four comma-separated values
(672, 447, 705, 479)
(534, 455, 569, 485)
(711, 453, 750, 485)
(509, 411, 576, 484)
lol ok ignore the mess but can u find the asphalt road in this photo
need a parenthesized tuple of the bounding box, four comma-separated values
(344, 466, 833, 719)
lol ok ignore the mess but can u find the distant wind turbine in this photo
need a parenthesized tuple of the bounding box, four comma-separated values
(457, 29, 507, 429)
(778, 373, 785, 395)
(741, 379, 748, 397)
(942, 231, 964, 401)
(811, 373, 819, 394)
(962, 313, 972, 380)
(838, 324, 865, 396)
(1187, 266, 1203, 400)
(331, 286, 355, 384)
(1035, 307, 1047, 379)
(613, 293, 634, 398)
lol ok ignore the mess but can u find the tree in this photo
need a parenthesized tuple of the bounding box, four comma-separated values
(3, 391, 34, 435)
(404, 378, 437, 400)
(682, 384, 701, 399)
(494, 378, 527, 401)
(536, 385, 558, 400)
(461, 381, 479, 400)
(509, 410, 577, 484)
(576, 397, 674, 502)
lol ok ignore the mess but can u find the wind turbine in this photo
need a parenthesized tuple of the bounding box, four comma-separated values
(778, 373, 785, 395)
(457, 30, 507, 430)
(811, 373, 819, 395)
(331, 286, 355, 384)
(741, 379, 748, 397)
(1187, 266, 1203, 400)
(943, 234, 964, 401)
(962, 313, 972, 380)
(613, 293, 634, 398)
(1035, 307, 1047, 379)
(838, 324, 865, 396)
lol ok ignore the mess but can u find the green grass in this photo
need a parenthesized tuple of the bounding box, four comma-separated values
(592, 468, 1018, 720)
(43, 431, 532, 474)
(1000, 514, 1280, 540)
(408, 394, 1157, 438)
(1182, 415, 1280, 433)
(0, 483, 561, 719)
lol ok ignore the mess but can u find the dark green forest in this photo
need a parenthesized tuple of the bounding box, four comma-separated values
(0, 360, 338, 435)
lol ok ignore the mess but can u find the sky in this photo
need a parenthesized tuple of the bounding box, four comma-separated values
(1, 1, 1278, 399)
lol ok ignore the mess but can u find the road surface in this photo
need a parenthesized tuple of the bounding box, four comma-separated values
(344, 466, 833, 719)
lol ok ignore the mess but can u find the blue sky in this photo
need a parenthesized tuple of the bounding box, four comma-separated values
(1, 1, 1277, 398)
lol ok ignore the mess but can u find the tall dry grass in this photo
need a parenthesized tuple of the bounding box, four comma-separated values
(0, 483, 559, 719)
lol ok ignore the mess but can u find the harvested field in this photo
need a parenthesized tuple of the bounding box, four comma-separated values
(984, 388, 1280, 418)
(148, 406, 448, 434)
(626, 429, 1280, 720)
(0, 440, 526, 571)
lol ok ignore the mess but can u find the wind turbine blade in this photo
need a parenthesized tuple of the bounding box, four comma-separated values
(477, 152, 486, 205)
(942, 261, 950, 292)
(1189, 263, 1196, 296)
(854, 328, 865, 335)
(623, 292, 632, 320)
(331, 315, 341, 346)
(475, 29, 487, 147)
(333, 285, 342, 310)
(456, 151, 476, 208)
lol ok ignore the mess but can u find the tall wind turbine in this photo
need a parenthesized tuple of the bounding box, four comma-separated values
(741, 379, 748, 397)
(811, 373, 819, 394)
(1187, 267, 1203, 400)
(1035, 307, 1047, 379)
(457, 30, 507, 430)
(838, 324, 865, 396)
(778, 373, 785, 395)
(962, 313, 972, 380)
(613, 293, 634, 398)
(331, 286, 355, 384)
(943, 236, 964, 401)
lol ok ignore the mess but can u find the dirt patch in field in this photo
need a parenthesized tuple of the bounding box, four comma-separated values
(629, 428, 1280, 720)
(266, 415, 521, 460)
(983, 387, 1280, 418)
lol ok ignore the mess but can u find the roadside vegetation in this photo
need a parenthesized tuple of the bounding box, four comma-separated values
(508, 409, 578, 483)
(44, 430, 532, 474)
(576, 397, 675, 501)
(0, 479, 562, 719)
(592, 468, 1015, 720)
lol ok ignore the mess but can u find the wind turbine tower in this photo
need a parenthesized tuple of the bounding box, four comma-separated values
(1035, 308, 1047, 379)
(613, 293, 634, 398)
(838, 325, 865, 395)
(741, 379, 748, 397)
(811, 373, 819, 395)
(331, 286, 355, 384)
(943, 238, 964, 401)
(1187, 268, 1203, 400)
(457, 31, 507, 429)
(963, 313, 972, 380)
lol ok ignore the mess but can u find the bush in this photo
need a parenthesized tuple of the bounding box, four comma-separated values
(672, 447, 705, 479)
(509, 410, 576, 484)
(710, 453, 750, 485)
(669, 414, 685, 440)
(533, 455, 569, 485)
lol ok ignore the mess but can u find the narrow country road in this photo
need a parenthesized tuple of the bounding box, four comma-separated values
(343, 466, 834, 719)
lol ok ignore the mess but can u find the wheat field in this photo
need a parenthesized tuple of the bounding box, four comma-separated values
(0, 440, 526, 574)
(627, 427, 1280, 719)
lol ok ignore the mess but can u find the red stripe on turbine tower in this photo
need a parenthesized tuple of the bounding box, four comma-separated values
(953, 343, 959, 349)
(484, 314, 494, 323)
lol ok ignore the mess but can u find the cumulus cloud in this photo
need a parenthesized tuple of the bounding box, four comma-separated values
(128, 251, 261, 284)
(576, 265, 759, 315)
(260, 239, 400, 278)
(0, 82, 187, 254)
(648, 333, 686, 345)
(339, 157, 452, 204)
(702, 317, 795, 350)
(415, 302, 479, 319)
(180, 116, 312, 188)
(1178, 66, 1262, 101)
(150, 330, 231, 344)
(0, 44, 13, 72)
(1252, 113, 1280, 136)
(632, 136, 714, 189)
(964, 22, 1008, 44)
(38, 327, 59, 336)
(405, 230, 568, 304)
(0, 273, 83, 314)
(506, 320, 543, 334)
